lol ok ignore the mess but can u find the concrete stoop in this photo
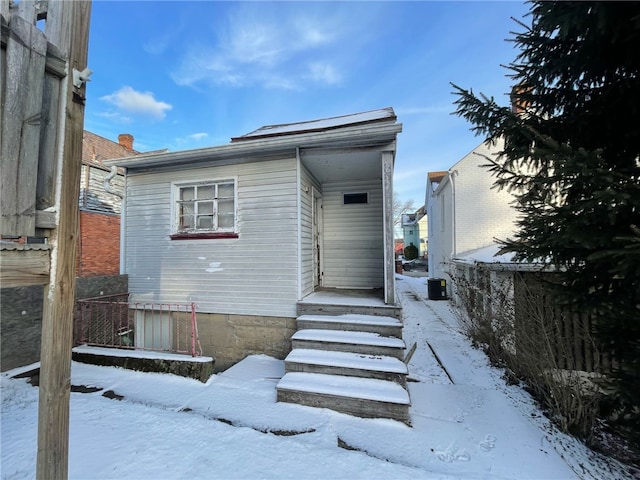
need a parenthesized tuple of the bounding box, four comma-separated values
(72, 346, 214, 382)
(277, 313, 411, 424)
(296, 314, 403, 338)
(291, 329, 406, 359)
(277, 372, 410, 424)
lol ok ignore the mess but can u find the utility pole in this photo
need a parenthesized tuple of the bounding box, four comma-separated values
(35, 1, 91, 478)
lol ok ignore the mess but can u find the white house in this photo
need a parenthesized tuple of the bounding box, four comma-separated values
(105, 108, 402, 370)
(426, 138, 519, 294)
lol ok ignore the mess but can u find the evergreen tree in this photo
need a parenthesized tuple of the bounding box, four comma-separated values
(452, 1, 640, 435)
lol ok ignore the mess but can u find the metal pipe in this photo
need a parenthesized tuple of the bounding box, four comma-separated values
(103, 166, 124, 198)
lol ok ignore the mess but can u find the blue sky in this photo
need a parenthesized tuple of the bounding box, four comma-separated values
(85, 1, 530, 206)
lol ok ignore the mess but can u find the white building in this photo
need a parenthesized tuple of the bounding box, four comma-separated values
(105, 108, 402, 369)
(426, 138, 519, 294)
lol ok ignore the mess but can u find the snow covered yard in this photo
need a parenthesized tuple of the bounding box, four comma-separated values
(1, 276, 632, 479)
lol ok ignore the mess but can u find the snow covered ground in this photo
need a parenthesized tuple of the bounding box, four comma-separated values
(1, 275, 632, 479)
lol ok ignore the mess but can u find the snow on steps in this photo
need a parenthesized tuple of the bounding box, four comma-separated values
(278, 312, 410, 423)
(284, 348, 408, 385)
(291, 329, 406, 359)
(277, 372, 411, 424)
(296, 314, 403, 338)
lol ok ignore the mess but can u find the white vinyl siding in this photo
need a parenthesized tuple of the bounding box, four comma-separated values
(79, 164, 124, 214)
(123, 157, 300, 317)
(430, 178, 453, 281)
(321, 179, 383, 288)
(299, 165, 321, 297)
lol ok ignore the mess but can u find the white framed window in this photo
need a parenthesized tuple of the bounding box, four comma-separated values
(171, 179, 237, 239)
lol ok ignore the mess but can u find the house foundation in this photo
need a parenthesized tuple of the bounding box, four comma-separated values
(196, 313, 297, 372)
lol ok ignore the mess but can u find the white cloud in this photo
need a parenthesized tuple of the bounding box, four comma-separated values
(100, 86, 172, 120)
(305, 62, 342, 85)
(189, 132, 208, 140)
(171, 8, 345, 90)
(97, 111, 132, 124)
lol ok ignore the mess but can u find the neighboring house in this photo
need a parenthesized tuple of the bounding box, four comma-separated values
(77, 132, 132, 277)
(426, 138, 519, 294)
(401, 206, 426, 257)
(105, 108, 402, 370)
(417, 207, 428, 257)
(78, 131, 168, 277)
(401, 212, 419, 256)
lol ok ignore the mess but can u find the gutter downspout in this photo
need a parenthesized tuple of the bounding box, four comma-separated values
(104, 166, 124, 199)
(450, 170, 458, 259)
(104, 166, 126, 274)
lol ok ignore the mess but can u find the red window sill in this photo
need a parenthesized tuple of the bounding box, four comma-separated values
(170, 232, 238, 240)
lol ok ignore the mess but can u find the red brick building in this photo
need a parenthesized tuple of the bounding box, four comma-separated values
(77, 132, 153, 276)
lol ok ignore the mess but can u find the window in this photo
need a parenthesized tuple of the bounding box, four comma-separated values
(343, 192, 368, 205)
(171, 179, 237, 239)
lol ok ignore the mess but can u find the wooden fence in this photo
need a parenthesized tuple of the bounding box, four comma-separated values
(450, 262, 611, 375)
(513, 271, 612, 374)
(1, 0, 68, 238)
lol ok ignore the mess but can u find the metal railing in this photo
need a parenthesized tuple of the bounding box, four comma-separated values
(74, 294, 202, 357)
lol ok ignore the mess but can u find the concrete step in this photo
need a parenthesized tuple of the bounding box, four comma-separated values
(284, 348, 408, 385)
(297, 302, 402, 320)
(296, 314, 403, 338)
(291, 329, 405, 359)
(276, 372, 410, 424)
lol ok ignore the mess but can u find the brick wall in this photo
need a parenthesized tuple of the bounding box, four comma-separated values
(452, 139, 518, 255)
(77, 211, 120, 277)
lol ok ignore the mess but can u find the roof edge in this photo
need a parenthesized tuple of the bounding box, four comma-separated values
(104, 122, 402, 170)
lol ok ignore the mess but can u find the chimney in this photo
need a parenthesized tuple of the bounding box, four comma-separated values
(118, 133, 134, 151)
(510, 84, 532, 116)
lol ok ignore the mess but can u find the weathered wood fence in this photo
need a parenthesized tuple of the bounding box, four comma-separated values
(513, 272, 611, 374)
(1, 0, 67, 238)
(450, 262, 610, 375)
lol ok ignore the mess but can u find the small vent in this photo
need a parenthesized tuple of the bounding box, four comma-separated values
(343, 192, 368, 205)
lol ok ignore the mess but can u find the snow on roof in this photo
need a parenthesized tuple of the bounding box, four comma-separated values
(453, 244, 516, 264)
(452, 244, 552, 271)
(231, 107, 396, 142)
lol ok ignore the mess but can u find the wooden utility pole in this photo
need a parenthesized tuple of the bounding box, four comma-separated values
(35, 1, 91, 479)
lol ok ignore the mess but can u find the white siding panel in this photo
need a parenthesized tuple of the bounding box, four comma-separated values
(322, 179, 383, 288)
(430, 179, 453, 281)
(124, 158, 300, 317)
(299, 165, 321, 297)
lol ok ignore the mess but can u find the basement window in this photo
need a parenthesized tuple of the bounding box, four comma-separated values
(343, 192, 368, 205)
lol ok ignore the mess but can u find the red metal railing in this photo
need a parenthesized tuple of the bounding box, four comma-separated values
(74, 294, 202, 357)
